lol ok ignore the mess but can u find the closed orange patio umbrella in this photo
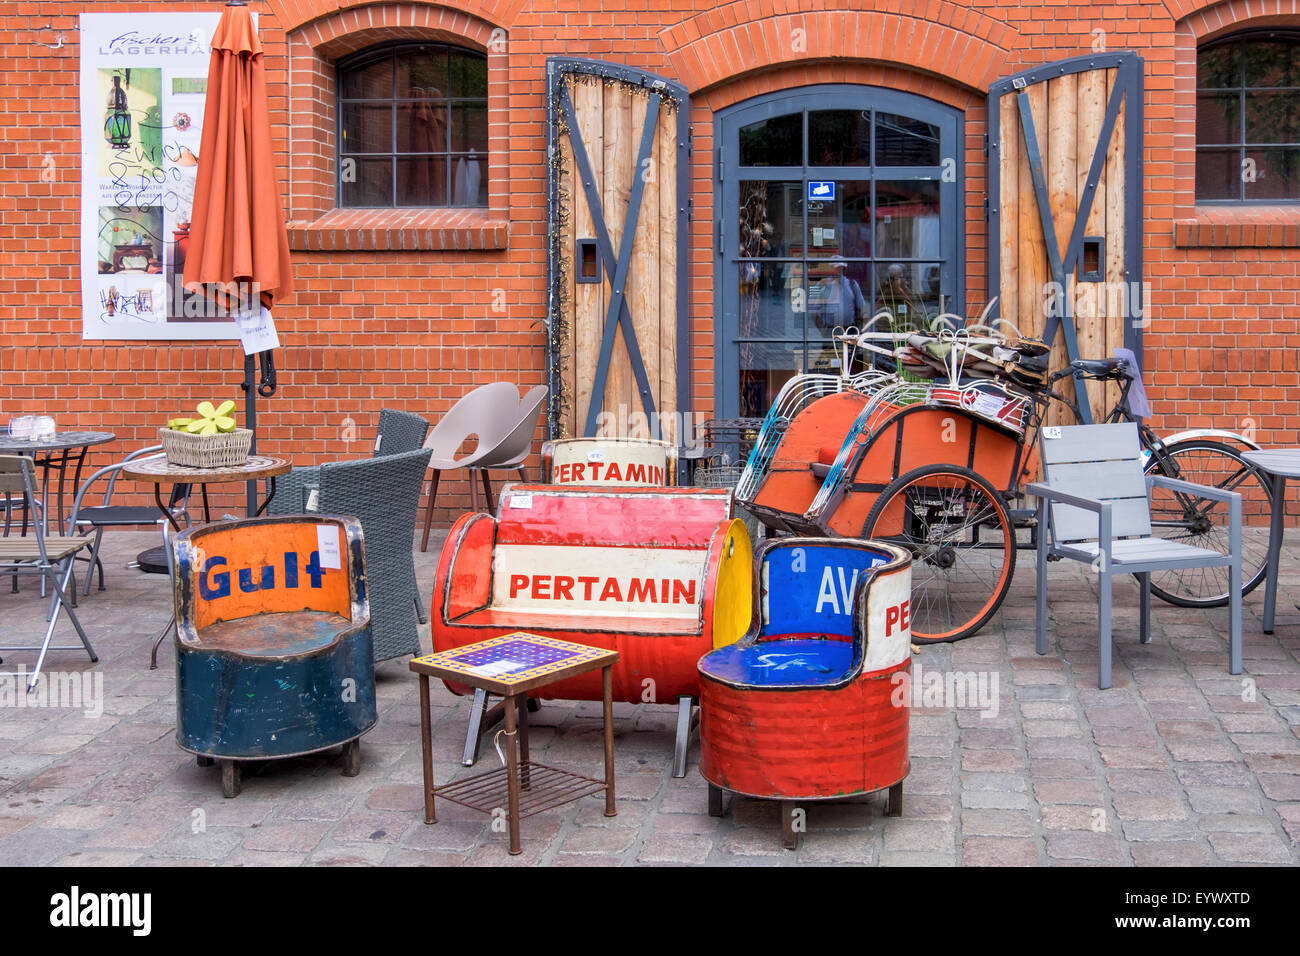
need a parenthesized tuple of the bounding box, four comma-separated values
(183, 0, 294, 512)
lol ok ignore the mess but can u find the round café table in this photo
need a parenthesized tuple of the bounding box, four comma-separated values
(118, 454, 292, 668)
(1241, 449, 1300, 634)
(0, 431, 116, 533)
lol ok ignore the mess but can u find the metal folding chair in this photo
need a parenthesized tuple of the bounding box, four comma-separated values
(67, 445, 191, 595)
(0, 455, 98, 692)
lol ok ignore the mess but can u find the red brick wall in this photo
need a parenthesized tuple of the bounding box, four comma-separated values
(3, 0, 1297, 522)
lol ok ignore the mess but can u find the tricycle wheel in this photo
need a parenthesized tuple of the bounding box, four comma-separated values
(863, 463, 1015, 643)
(220, 760, 241, 799)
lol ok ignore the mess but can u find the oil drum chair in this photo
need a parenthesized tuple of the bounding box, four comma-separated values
(698, 537, 913, 849)
(172, 514, 377, 797)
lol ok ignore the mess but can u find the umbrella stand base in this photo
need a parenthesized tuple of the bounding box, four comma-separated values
(136, 546, 168, 575)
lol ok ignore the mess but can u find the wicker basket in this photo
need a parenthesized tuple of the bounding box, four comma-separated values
(159, 427, 253, 468)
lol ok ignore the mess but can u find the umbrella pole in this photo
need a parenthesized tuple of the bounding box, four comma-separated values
(243, 353, 257, 515)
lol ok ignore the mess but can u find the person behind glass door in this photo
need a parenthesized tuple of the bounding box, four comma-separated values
(812, 254, 868, 331)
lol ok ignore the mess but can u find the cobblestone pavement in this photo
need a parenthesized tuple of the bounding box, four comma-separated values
(1, 529, 1298, 866)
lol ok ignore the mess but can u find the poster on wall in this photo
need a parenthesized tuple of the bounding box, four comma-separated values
(80, 12, 248, 341)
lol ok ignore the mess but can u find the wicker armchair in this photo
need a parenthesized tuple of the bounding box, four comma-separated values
(374, 408, 431, 456)
(311, 448, 433, 663)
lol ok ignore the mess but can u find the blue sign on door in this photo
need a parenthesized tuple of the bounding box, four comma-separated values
(807, 181, 835, 202)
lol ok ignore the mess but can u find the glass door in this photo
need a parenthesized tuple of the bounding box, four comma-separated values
(717, 86, 963, 418)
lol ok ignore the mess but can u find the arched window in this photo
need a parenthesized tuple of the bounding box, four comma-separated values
(1197, 31, 1300, 202)
(717, 86, 963, 418)
(337, 43, 488, 208)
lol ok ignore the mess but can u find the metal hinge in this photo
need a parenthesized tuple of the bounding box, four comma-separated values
(716, 218, 724, 255)
(716, 145, 723, 182)
(983, 133, 989, 159)
(983, 196, 989, 221)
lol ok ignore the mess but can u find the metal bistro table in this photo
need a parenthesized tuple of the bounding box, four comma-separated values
(1242, 449, 1300, 633)
(410, 632, 618, 856)
(119, 454, 292, 668)
(0, 431, 116, 533)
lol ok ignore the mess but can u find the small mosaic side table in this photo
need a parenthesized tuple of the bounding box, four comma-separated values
(410, 633, 619, 855)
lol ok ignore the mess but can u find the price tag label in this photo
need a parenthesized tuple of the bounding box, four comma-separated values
(510, 494, 533, 509)
(1044, 426, 1062, 440)
(317, 524, 342, 570)
(587, 449, 605, 463)
(237, 305, 280, 356)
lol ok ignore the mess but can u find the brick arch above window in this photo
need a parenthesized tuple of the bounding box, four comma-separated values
(1174, 2, 1300, 247)
(657, 3, 1018, 95)
(284, 3, 509, 252)
(266, 0, 524, 36)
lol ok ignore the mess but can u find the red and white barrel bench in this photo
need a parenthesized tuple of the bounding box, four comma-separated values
(698, 537, 912, 849)
(541, 437, 677, 486)
(431, 484, 752, 775)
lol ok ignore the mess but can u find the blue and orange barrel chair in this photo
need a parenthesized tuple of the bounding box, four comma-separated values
(698, 537, 912, 849)
(171, 515, 378, 797)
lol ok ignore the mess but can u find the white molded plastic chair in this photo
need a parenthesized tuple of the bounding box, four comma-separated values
(419, 383, 542, 552)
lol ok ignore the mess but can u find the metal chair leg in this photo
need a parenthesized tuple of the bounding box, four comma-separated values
(1035, 501, 1049, 656)
(1098, 570, 1113, 690)
(480, 470, 495, 516)
(83, 528, 105, 596)
(672, 696, 696, 778)
(462, 688, 489, 766)
(419, 470, 441, 553)
(1138, 572, 1151, 644)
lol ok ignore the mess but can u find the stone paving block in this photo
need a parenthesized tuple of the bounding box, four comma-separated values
(962, 836, 1038, 866)
(559, 826, 637, 855)
(960, 790, 1036, 811)
(1185, 787, 1263, 815)
(1111, 793, 1188, 821)
(636, 832, 713, 864)
(1025, 738, 1094, 760)
(310, 841, 401, 866)
(1197, 814, 1277, 834)
(795, 831, 878, 864)
(961, 809, 1039, 837)
(1029, 758, 1096, 779)
(1206, 832, 1294, 863)
(1044, 831, 1124, 862)
(1099, 747, 1168, 769)
(1042, 805, 1105, 831)
(881, 820, 954, 852)
(242, 820, 331, 853)
(53, 849, 145, 866)
(1277, 805, 1300, 845)
(1033, 780, 1104, 806)
(1130, 842, 1211, 866)
(1256, 774, 1300, 801)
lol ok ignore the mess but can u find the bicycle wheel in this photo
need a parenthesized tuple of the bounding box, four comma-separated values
(1145, 439, 1272, 607)
(862, 464, 1016, 643)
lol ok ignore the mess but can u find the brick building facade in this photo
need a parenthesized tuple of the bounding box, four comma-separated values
(2, 0, 1297, 517)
